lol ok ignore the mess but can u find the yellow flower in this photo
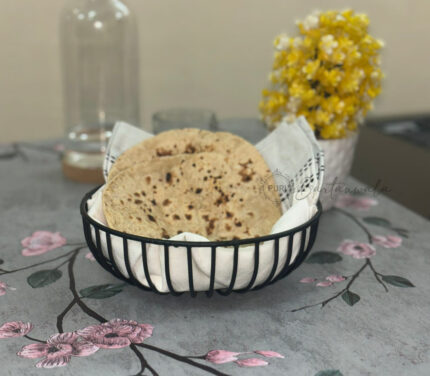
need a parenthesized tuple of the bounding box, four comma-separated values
(286, 49, 304, 66)
(289, 81, 308, 97)
(319, 34, 339, 56)
(260, 9, 383, 139)
(315, 110, 333, 125)
(273, 34, 290, 50)
(339, 69, 365, 94)
(320, 69, 342, 87)
(302, 60, 320, 79)
(321, 96, 345, 114)
(367, 86, 381, 98)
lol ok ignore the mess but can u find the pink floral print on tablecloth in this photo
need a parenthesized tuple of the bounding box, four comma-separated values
(338, 240, 376, 259)
(299, 277, 317, 283)
(85, 252, 96, 261)
(316, 281, 333, 287)
(326, 275, 346, 283)
(254, 350, 284, 358)
(0, 321, 33, 339)
(17, 332, 98, 368)
(21, 231, 67, 256)
(205, 350, 241, 364)
(0, 281, 16, 296)
(77, 319, 153, 349)
(335, 195, 378, 210)
(300, 275, 346, 287)
(372, 235, 402, 248)
(236, 358, 268, 367)
(205, 349, 284, 367)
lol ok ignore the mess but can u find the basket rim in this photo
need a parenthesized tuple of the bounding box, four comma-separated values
(80, 186, 322, 247)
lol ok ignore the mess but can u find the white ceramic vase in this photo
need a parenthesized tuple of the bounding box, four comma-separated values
(318, 132, 359, 211)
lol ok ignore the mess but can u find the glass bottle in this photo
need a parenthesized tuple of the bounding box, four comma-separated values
(60, 0, 139, 181)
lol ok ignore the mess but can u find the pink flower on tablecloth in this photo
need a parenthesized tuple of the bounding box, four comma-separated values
(77, 319, 153, 349)
(335, 195, 378, 210)
(372, 235, 402, 249)
(338, 240, 376, 259)
(21, 231, 67, 256)
(53, 144, 65, 152)
(254, 350, 284, 358)
(235, 358, 268, 367)
(326, 275, 346, 283)
(0, 321, 33, 338)
(17, 332, 98, 368)
(299, 277, 317, 284)
(316, 281, 332, 287)
(205, 350, 241, 364)
(85, 252, 96, 261)
(0, 281, 16, 296)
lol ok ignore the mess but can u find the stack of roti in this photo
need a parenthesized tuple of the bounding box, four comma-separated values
(102, 129, 282, 241)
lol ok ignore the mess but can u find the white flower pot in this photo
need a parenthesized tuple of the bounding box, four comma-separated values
(318, 132, 359, 211)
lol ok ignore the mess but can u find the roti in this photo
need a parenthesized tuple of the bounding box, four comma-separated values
(108, 129, 264, 182)
(103, 152, 282, 241)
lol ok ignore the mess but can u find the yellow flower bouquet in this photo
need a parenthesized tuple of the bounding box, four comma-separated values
(259, 9, 384, 139)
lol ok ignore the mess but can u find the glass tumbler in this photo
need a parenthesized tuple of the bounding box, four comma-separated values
(152, 109, 218, 134)
(60, 0, 139, 182)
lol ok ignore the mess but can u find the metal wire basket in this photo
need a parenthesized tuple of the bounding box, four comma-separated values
(80, 187, 322, 297)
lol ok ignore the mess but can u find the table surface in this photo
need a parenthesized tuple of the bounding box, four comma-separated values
(0, 139, 429, 376)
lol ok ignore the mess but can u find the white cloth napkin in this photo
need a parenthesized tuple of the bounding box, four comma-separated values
(87, 116, 324, 292)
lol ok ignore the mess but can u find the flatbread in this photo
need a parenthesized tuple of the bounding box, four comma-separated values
(103, 152, 281, 241)
(108, 129, 262, 182)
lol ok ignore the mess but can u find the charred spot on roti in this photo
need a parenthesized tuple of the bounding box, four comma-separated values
(185, 144, 196, 153)
(156, 148, 172, 156)
(161, 228, 169, 239)
(206, 218, 216, 235)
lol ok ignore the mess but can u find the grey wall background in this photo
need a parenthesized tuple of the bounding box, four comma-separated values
(1, 0, 429, 142)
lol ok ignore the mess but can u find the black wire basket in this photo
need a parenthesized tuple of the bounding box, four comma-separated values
(80, 187, 322, 297)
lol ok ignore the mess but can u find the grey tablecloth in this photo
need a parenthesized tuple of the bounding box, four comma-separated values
(0, 141, 429, 376)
